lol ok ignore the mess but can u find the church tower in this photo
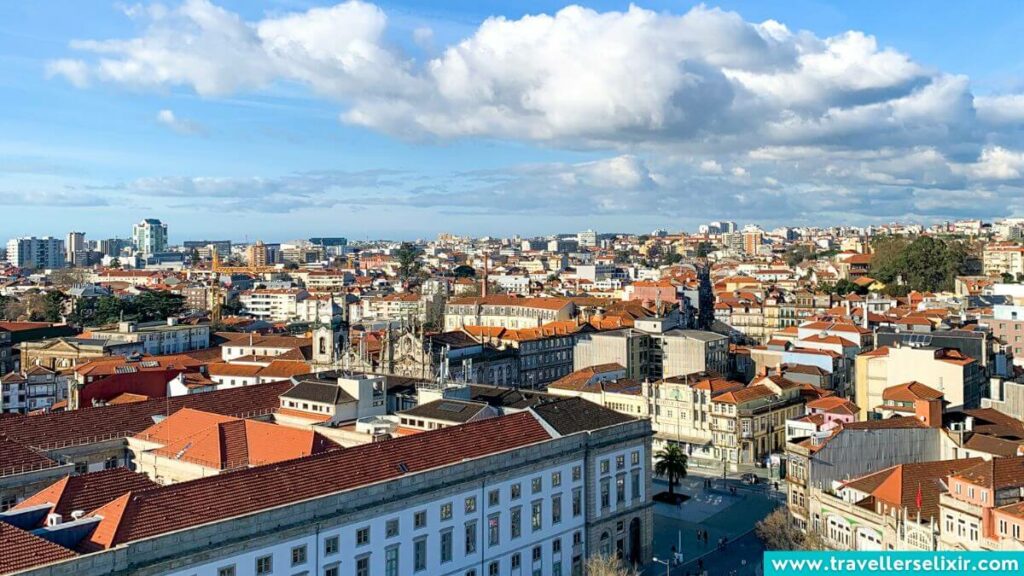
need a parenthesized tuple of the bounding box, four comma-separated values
(311, 301, 335, 369)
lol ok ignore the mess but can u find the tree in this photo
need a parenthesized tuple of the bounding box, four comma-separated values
(785, 245, 814, 267)
(132, 291, 185, 321)
(395, 242, 421, 280)
(654, 444, 688, 496)
(585, 554, 637, 576)
(109, 257, 121, 269)
(695, 241, 714, 258)
(41, 291, 67, 323)
(452, 265, 476, 278)
(869, 235, 968, 294)
(756, 508, 826, 551)
(49, 268, 90, 290)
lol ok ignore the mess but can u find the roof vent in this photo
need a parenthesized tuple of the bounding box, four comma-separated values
(397, 462, 409, 474)
(70, 510, 85, 521)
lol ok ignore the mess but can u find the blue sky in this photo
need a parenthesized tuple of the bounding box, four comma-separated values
(1, 1, 1023, 242)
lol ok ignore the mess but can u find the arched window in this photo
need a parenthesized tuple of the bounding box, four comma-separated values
(600, 531, 612, 556)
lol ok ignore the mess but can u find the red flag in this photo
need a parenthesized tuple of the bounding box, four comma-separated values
(915, 482, 922, 509)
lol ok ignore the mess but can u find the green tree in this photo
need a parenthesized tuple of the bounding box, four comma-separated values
(695, 241, 714, 258)
(654, 444, 688, 497)
(395, 242, 421, 280)
(452, 265, 476, 278)
(785, 245, 814, 267)
(109, 257, 121, 269)
(870, 235, 968, 294)
(131, 291, 185, 321)
(41, 291, 67, 323)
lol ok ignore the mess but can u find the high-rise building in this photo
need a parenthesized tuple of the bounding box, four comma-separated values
(577, 229, 598, 247)
(743, 230, 763, 254)
(65, 231, 85, 266)
(246, 240, 269, 267)
(98, 237, 130, 257)
(131, 218, 168, 257)
(5, 236, 65, 269)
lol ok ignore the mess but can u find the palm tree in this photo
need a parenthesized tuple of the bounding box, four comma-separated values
(654, 444, 688, 496)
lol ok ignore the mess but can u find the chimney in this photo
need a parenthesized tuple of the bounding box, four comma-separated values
(915, 397, 943, 428)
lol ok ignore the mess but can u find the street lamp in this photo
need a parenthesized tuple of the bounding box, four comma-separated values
(652, 557, 670, 576)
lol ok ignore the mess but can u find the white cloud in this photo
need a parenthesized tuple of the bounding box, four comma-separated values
(155, 109, 206, 135)
(46, 1, 1024, 225)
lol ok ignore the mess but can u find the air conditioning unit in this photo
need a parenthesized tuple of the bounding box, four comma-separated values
(46, 513, 63, 527)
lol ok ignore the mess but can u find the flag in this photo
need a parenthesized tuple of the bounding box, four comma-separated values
(915, 482, 922, 509)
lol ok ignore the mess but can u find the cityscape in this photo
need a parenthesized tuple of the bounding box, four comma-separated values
(3, 2, 1024, 576)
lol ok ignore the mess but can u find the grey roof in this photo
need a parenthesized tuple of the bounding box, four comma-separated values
(662, 329, 727, 341)
(281, 381, 355, 405)
(400, 399, 488, 423)
(531, 397, 637, 435)
(469, 385, 555, 410)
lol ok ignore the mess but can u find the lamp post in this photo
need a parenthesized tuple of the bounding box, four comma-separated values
(653, 557, 670, 576)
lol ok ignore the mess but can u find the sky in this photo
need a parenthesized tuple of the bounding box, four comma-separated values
(1, 1, 1023, 242)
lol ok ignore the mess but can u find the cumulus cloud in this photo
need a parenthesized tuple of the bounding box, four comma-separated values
(46, 1, 1024, 225)
(156, 109, 206, 135)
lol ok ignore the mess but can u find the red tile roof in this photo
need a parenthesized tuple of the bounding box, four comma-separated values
(0, 437, 60, 477)
(85, 412, 552, 549)
(0, 381, 293, 450)
(13, 468, 158, 521)
(882, 381, 944, 402)
(0, 522, 77, 573)
(843, 458, 983, 522)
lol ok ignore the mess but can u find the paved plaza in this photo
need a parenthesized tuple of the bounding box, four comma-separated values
(644, 471, 781, 575)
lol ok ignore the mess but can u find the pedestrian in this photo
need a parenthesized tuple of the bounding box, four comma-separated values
(698, 558, 704, 573)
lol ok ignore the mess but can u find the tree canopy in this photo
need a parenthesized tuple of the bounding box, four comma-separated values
(395, 242, 422, 280)
(654, 444, 688, 496)
(869, 235, 968, 294)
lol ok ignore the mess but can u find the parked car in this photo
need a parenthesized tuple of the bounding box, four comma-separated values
(741, 473, 759, 485)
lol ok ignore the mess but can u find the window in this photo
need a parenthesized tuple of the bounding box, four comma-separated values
(414, 510, 427, 529)
(489, 562, 500, 576)
(601, 478, 611, 508)
(572, 465, 582, 482)
(488, 513, 500, 546)
(356, 527, 370, 546)
(600, 459, 610, 474)
(532, 477, 542, 494)
(631, 450, 640, 466)
(255, 555, 273, 575)
(511, 483, 522, 500)
(631, 470, 641, 500)
(533, 546, 542, 562)
(356, 557, 370, 576)
(441, 502, 453, 521)
(489, 490, 500, 507)
(441, 529, 453, 563)
(325, 568, 339, 576)
(465, 496, 477, 514)
(532, 500, 543, 531)
(512, 553, 521, 569)
(217, 566, 236, 576)
(386, 518, 399, 538)
(552, 471, 562, 487)
(467, 571, 477, 576)
(325, 535, 339, 555)
(616, 455, 625, 470)
(465, 521, 478, 554)
(552, 494, 562, 524)
(553, 539, 562, 554)
(414, 537, 427, 571)
(616, 475, 626, 503)
(385, 546, 399, 576)
(74, 461, 88, 474)
(572, 488, 582, 517)
(291, 545, 307, 566)
(511, 507, 522, 538)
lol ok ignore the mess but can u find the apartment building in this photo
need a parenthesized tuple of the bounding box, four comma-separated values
(131, 218, 168, 257)
(938, 456, 1024, 551)
(573, 321, 727, 382)
(709, 375, 806, 470)
(86, 319, 210, 355)
(6, 236, 65, 269)
(0, 326, 11, 375)
(0, 366, 68, 414)
(983, 243, 1024, 278)
(855, 344, 987, 417)
(444, 296, 575, 331)
(239, 288, 311, 321)
(465, 321, 592, 389)
(0, 398, 654, 576)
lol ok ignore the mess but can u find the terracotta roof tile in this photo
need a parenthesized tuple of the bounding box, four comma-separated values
(0, 522, 77, 573)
